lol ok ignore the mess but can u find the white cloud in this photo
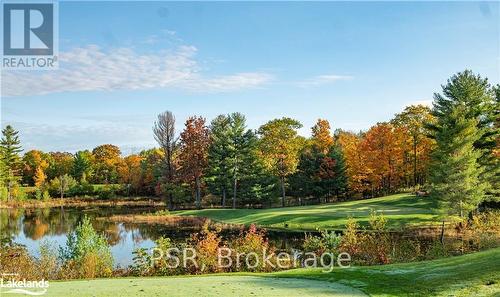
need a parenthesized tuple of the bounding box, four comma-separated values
(299, 74, 353, 87)
(1, 45, 273, 97)
(11, 121, 155, 153)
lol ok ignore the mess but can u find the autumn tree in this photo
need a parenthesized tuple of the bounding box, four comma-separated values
(0, 125, 23, 200)
(117, 154, 143, 195)
(337, 130, 370, 195)
(258, 118, 303, 207)
(179, 116, 210, 209)
(361, 122, 402, 195)
(153, 111, 178, 209)
(429, 71, 490, 217)
(139, 148, 164, 195)
(392, 105, 435, 189)
(22, 150, 50, 185)
(46, 152, 74, 180)
(34, 166, 47, 188)
(92, 144, 122, 184)
(311, 119, 334, 153)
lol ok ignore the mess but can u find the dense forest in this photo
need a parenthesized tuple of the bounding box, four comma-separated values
(1, 70, 498, 217)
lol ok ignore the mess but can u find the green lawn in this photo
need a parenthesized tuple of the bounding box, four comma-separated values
(22, 248, 499, 297)
(175, 193, 440, 230)
(274, 247, 500, 296)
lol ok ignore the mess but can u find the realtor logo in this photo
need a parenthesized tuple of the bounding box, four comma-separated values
(2, 1, 58, 69)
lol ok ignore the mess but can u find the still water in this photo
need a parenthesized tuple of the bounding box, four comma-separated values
(0, 206, 303, 268)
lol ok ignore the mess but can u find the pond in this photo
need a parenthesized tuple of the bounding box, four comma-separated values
(0, 206, 305, 268)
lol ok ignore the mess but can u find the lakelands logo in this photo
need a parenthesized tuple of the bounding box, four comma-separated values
(0, 274, 49, 296)
(2, 1, 58, 69)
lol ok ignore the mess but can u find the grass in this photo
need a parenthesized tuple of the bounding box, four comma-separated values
(21, 248, 500, 297)
(175, 193, 440, 231)
(274, 247, 500, 296)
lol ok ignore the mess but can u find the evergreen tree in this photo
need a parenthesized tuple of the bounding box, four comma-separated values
(429, 71, 491, 217)
(72, 150, 94, 182)
(206, 115, 232, 207)
(0, 125, 23, 200)
(206, 113, 258, 208)
(319, 145, 348, 200)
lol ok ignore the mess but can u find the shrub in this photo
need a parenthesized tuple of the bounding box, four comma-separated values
(189, 222, 223, 273)
(49, 174, 78, 198)
(35, 189, 43, 200)
(42, 190, 51, 201)
(59, 216, 113, 278)
(303, 230, 342, 256)
(231, 224, 276, 272)
(96, 185, 117, 200)
(38, 240, 59, 279)
(340, 217, 360, 256)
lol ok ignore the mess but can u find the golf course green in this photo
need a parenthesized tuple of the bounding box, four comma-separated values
(176, 193, 439, 230)
(33, 247, 499, 297)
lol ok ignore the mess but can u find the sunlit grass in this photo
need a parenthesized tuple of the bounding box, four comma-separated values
(175, 193, 440, 231)
(41, 248, 500, 297)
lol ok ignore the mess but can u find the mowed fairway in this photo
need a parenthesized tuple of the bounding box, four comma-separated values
(30, 248, 500, 297)
(40, 276, 367, 297)
(176, 193, 439, 230)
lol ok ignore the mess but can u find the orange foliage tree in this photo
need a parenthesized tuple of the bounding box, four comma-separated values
(178, 116, 211, 209)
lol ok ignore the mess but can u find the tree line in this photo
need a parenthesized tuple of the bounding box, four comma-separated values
(0, 70, 498, 218)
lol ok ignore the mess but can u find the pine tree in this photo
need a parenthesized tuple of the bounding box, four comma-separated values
(206, 113, 258, 208)
(206, 115, 232, 207)
(0, 125, 23, 200)
(429, 71, 491, 217)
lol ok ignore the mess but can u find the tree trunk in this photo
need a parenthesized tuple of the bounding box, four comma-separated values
(195, 176, 201, 209)
(280, 176, 286, 207)
(413, 137, 418, 190)
(168, 192, 173, 210)
(440, 220, 445, 245)
(221, 188, 226, 208)
(233, 178, 237, 209)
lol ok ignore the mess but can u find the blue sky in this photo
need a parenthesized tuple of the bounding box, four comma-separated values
(1, 1, 499, 154)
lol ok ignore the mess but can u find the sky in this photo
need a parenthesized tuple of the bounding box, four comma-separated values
(1, 1, 499, 154)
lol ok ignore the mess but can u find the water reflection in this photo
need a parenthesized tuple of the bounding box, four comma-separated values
(0, 206, 304, 268)
(0, 206, 173, 267)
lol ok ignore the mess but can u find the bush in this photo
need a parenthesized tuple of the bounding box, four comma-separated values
(303, 230, 342, 255)
(231, 224, 276, 272)
(96, 185, 118, 200)
(49, 174, 78, 198)
(59, 216, 113, 278)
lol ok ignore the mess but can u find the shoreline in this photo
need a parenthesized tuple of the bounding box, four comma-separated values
(0, 197, 166, 209)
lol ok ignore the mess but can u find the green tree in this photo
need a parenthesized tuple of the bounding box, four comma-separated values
(319, 146, 348, 201)
(258, 117, 304, 207)
(429, 71, 491, 217)
(0, 125, 23, 201)
(50, 174, 77, 199)
(59, 216, 113, 277)
(228, 113, 258, 208)
(206, 115, 232, 207)
(72, 150, 94, 182)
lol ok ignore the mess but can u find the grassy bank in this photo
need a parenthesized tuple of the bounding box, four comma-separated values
(175, 193, 440, 231)
(26, 248, 499, 297)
